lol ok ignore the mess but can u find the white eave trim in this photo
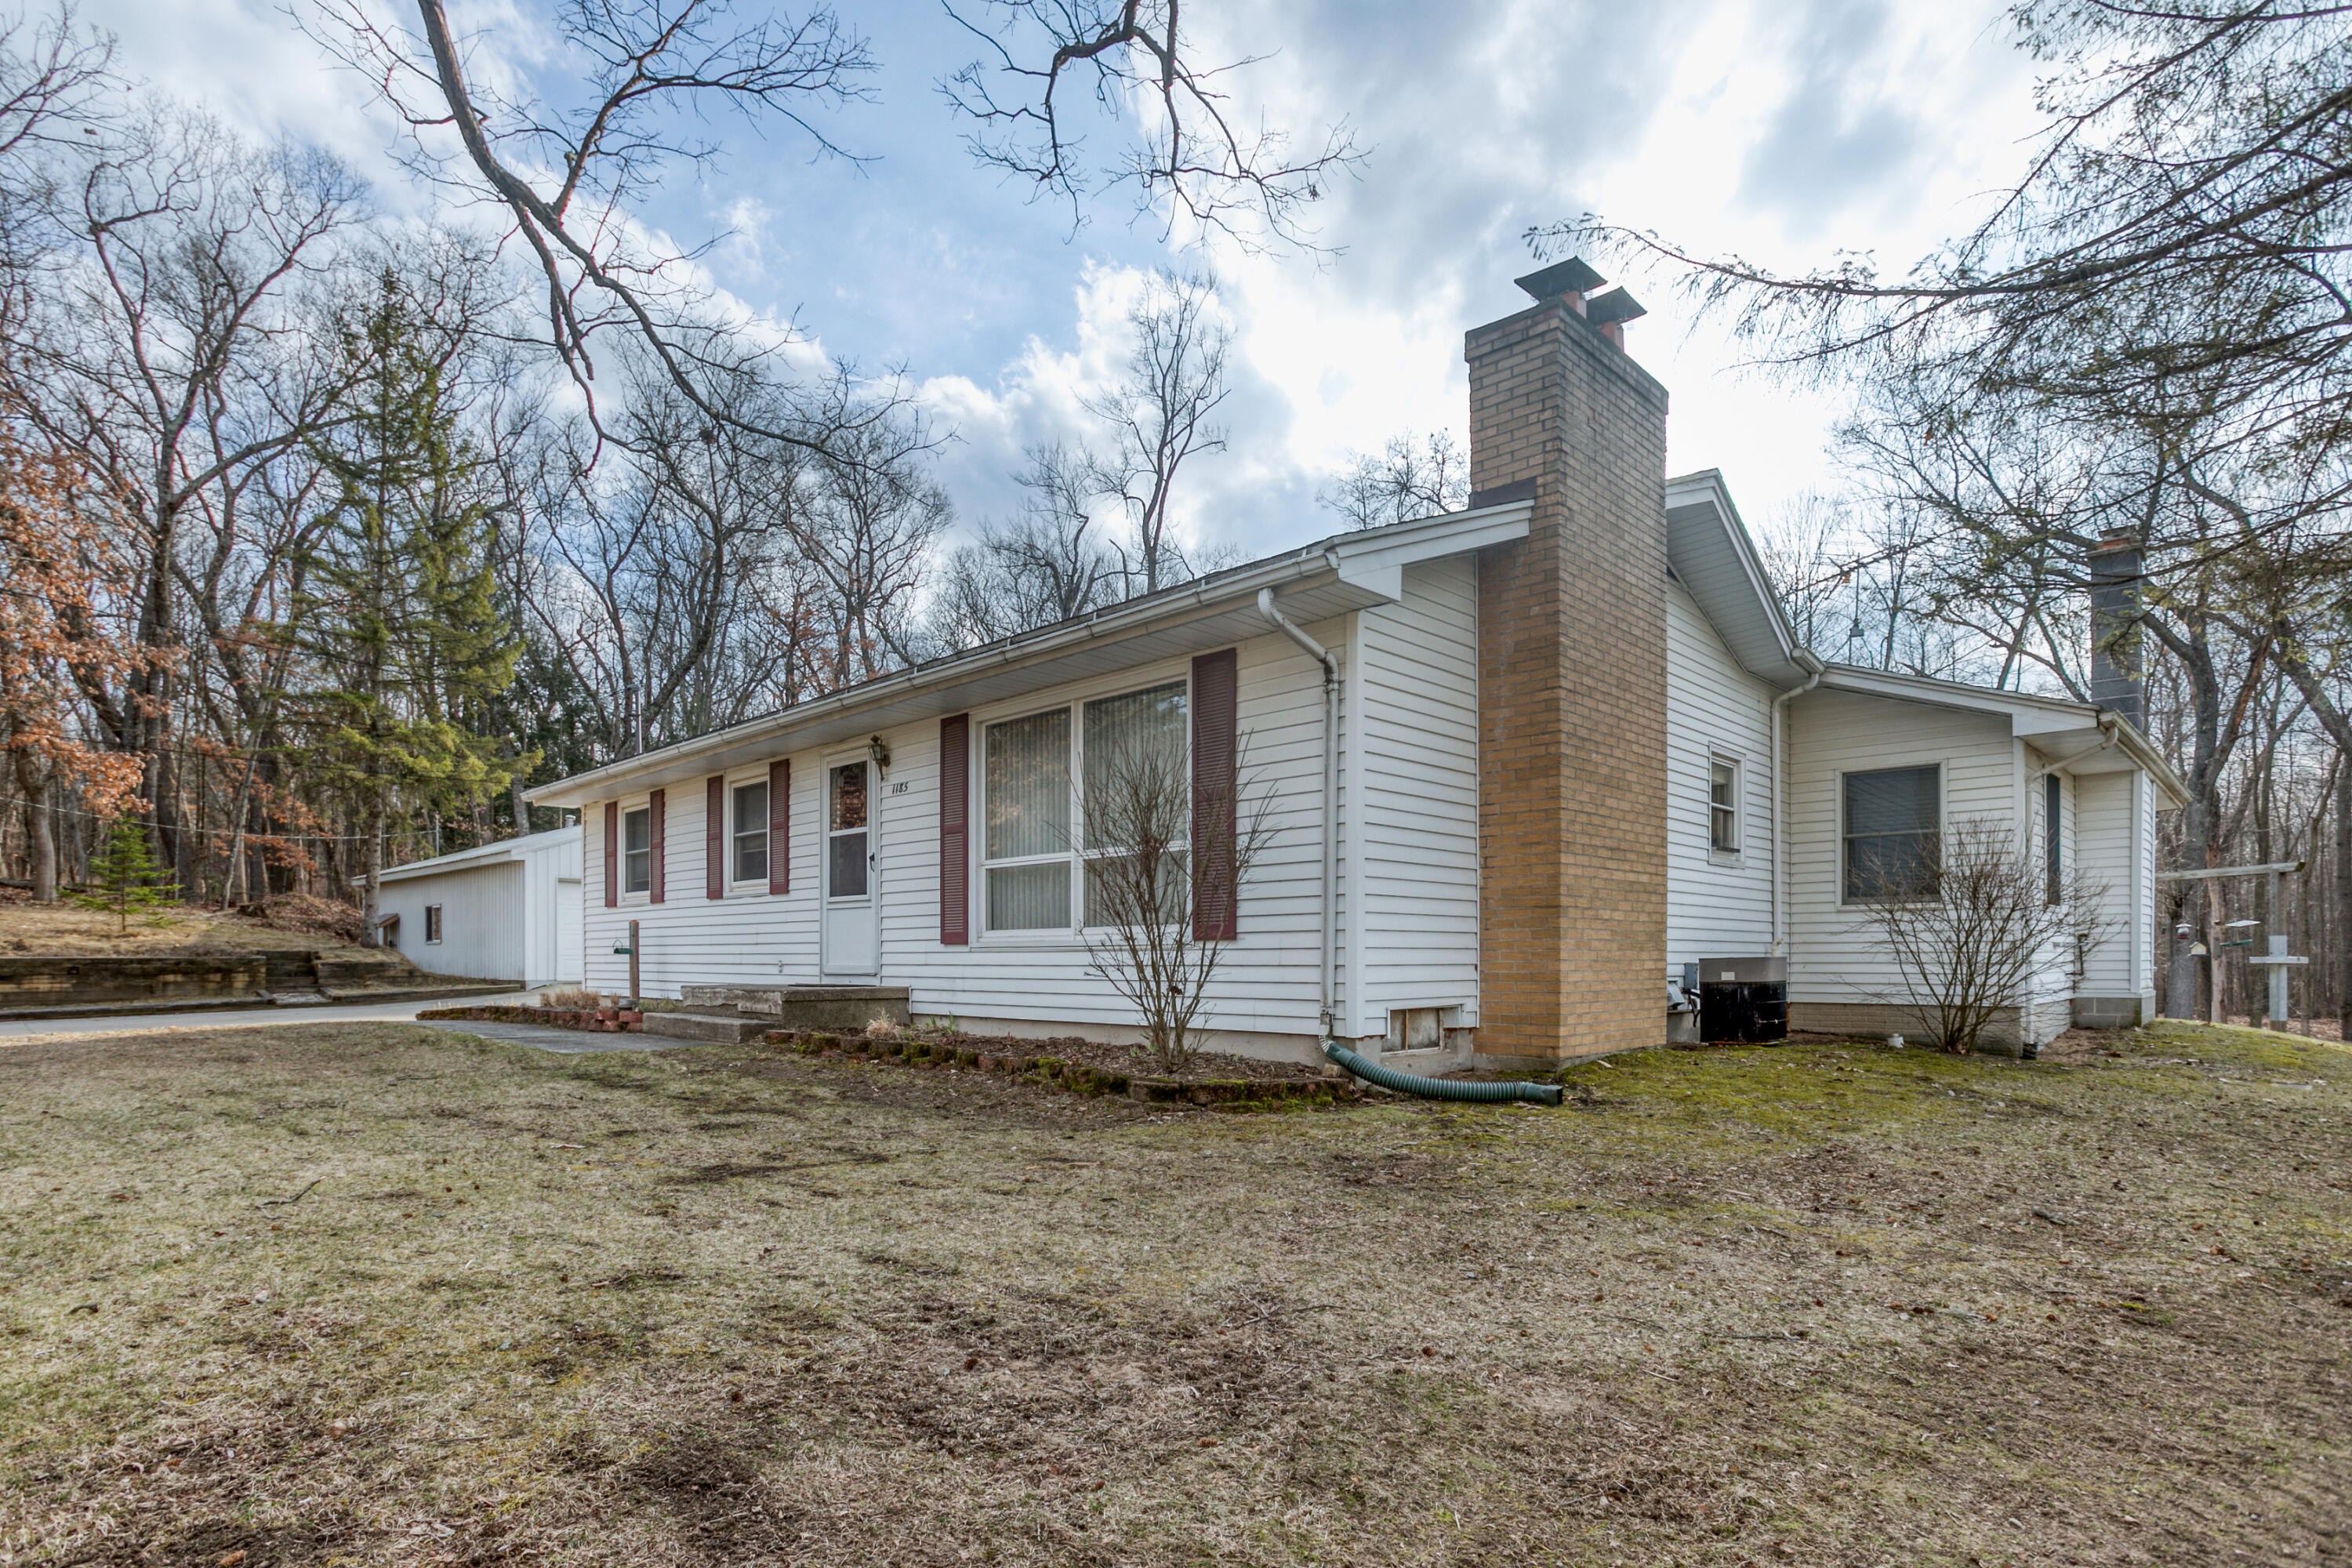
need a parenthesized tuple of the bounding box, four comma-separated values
(377, 825, 579, 882)
(1818, 664, 2190, 806)
(527, 499, 1531, 809)
(1664, 468, 1809, 686)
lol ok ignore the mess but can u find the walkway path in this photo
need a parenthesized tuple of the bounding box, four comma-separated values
(0, 994, 688, 1054)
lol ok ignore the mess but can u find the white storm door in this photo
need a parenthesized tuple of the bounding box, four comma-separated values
(822, 758, 880, 977)
(554, 878, 584, 982)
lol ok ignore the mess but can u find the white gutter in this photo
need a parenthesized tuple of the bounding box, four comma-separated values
(1770, 651, 1826, 956)
(1257, 588, 1339, 1042)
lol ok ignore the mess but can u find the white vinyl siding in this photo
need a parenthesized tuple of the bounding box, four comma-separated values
(586, 769, 819, 999)
(1784, 690, 2015, 1008)
(582, 628, 1342, 1046)
(1664, 581, 1775, 977)
(2074, 769, 2147, 999)
(1346, 557, 1483, 1040)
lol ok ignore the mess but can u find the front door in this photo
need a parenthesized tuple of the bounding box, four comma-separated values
(822, 758, 879, 978)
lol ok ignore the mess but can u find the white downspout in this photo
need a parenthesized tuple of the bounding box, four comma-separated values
(1770, 652, 1825, 956)
(1258, 588, 1339, 1042)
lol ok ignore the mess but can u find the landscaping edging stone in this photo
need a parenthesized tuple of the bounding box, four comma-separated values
(416, 1003, 643, 1033)
(761, 1029, 1359, 1108)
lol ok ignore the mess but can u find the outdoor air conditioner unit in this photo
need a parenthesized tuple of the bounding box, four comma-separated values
(1697, 956, 1787, 1044)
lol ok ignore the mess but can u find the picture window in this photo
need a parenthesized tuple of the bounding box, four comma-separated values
(1843, 764, 1940, 901)
(981, 680, 1187, 934)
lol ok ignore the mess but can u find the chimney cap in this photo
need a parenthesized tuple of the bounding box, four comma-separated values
(1515, 257, 1606, 301)
(1585, 286, 1648, 327)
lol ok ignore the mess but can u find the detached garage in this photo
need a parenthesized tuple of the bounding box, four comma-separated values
(377, 826, 584, 987)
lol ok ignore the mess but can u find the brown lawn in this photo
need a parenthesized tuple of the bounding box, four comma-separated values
(2, 1018, 2347, 1566)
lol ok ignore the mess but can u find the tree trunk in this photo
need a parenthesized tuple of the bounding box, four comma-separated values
(361, 801, 385, 946)
(510, 771, 531, 838)
(2339, 759, 2350, 1039)
(14, 755, 56, 902)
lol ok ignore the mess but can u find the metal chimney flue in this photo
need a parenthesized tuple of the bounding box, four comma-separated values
(2088, 536, 2143, 729)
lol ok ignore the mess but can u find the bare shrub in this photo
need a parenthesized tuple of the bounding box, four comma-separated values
(541, 986, 601, 1011)
(1851, 814, 2114, 1054)
(1075, 726, 1272, 1073)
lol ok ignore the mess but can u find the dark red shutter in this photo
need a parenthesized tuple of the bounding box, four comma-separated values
(603, 801, 618, 908)
(706, 775, 724, 898)
(940, 714, 970, 945)
(649, 787, 666, 903)
(1191, 648, 1239, 940)
(768, 759, 789, 895)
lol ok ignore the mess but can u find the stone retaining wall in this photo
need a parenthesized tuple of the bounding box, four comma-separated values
(0, 954, 267, 1009)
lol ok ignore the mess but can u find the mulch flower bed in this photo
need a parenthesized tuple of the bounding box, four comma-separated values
(416, 1003, 642, 1033)
(766, 1027, 1360, 1108)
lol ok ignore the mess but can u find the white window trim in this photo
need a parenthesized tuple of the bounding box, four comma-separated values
(618, 799, 654, 903)
(1707, 752, 1744, 861)
(727, 769, 778, 891)
(1835, 760, 1948, 909)
(972, 661, 1194, 947)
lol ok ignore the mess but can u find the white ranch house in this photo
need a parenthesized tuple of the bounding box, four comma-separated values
(527, 264, 2186, 1065)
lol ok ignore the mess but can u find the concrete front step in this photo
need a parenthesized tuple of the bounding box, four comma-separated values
(676, 984, 910, 1033)
(641, 1011, 776, 1045)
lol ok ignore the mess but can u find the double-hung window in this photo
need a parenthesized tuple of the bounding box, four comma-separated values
(1708, 758, 1740, 852)
(622, 806, 652, 895)
(731, 780, 769, 884)
(1843, 764, 1940, 901)
(425, 904, 443, 943)
(981, 679, 1188, 933)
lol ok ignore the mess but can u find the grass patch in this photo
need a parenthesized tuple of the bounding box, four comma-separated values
(2, 1019, 2347, 1564)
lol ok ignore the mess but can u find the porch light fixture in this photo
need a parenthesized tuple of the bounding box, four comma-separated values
(867, 734, 891, 779)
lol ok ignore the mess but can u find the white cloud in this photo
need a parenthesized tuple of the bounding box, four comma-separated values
(89, 0, 2055, 553)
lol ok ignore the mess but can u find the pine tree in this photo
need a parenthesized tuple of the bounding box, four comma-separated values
(281, 268, 521, 944)
(72, 818, 178, 935)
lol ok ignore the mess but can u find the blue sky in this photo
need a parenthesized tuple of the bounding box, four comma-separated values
(100, 0, 2045, 558)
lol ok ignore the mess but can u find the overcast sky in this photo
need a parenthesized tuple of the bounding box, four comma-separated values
(98, 0, 2048, 557)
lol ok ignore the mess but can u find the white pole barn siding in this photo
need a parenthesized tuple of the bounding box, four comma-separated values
(378, 826, 583, 985)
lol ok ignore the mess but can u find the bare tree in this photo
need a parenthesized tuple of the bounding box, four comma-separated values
(6, 103, 362, 877)
(1318, 430, 1467, 531)
(942, 0, 1359, 248)
(1851, 814, 2114, 1055)
(310, 0, 873, 451)
(797, 410, 953, 684)
(0, 2, 113, 173)
(1074, 712, 1271, 1072)
(1086, 269, 1227, 593)
(924, 441, 1124, 649)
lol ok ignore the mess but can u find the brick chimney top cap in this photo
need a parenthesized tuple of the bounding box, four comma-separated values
(1586, 287, 1648, 327)
(1515, 257, 1606, 301)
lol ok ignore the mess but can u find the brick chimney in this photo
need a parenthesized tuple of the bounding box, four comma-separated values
(1467, 259, 1670, 1063)
(2087, 537, 2143, 730)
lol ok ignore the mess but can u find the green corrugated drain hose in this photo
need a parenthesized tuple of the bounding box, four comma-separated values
(1322, 1040, 1563, 1107)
